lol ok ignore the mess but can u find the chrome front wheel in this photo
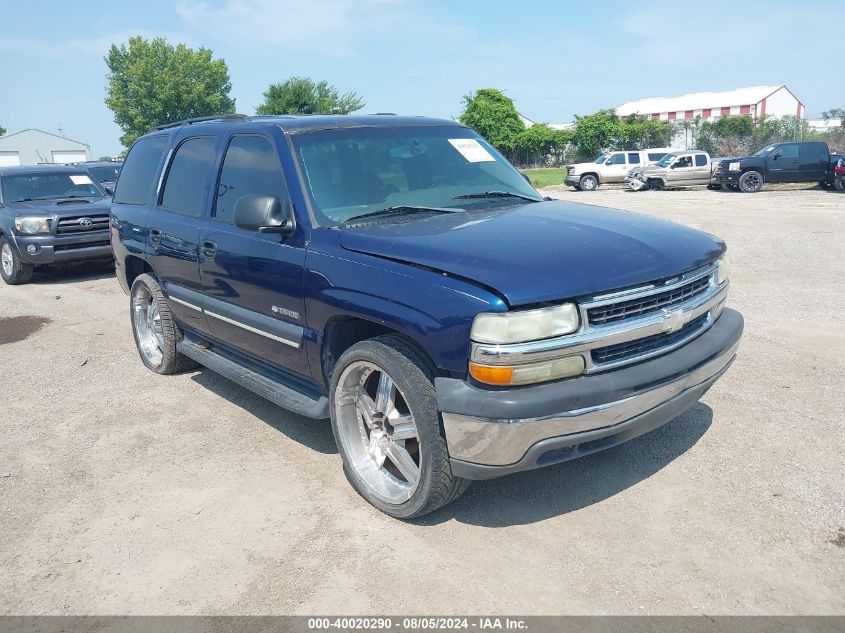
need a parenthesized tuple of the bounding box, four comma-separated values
(334, 361, 420, 504)
(1, 243, 13, 277)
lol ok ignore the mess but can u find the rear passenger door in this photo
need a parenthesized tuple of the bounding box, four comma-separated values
(799, 143, 827, 181)
(198, 133, 310, 379)
(693, 154, 711, 185)
(146, 135, 217, 336)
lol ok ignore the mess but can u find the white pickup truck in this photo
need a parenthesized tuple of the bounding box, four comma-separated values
(626, 150, 719, 191)
(564, 148, 679, 191)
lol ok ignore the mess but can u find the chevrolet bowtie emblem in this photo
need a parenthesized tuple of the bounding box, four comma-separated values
(660, 308, 690, 333)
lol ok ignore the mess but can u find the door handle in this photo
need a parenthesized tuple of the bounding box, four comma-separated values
(149, 228, 161, 244)
(201, 240, 218, 259)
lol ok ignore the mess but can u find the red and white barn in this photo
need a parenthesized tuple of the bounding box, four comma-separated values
(615, 85, 804, 122)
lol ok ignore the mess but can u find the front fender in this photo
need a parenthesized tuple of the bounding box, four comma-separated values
(304, 244, 502, 387)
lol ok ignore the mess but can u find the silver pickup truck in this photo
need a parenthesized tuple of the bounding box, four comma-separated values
(626, 150, 720, 191)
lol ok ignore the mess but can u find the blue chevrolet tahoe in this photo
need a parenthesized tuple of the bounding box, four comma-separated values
(110, 114, 743, 519)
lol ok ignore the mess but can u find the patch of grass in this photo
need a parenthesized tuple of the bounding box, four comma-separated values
(520, 167, 567, 189)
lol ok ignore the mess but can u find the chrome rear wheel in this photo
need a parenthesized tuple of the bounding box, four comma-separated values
(1, 243, 13, 277)
(132, 283, 165, 368)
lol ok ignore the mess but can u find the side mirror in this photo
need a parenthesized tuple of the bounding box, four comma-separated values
(772, 152, 781, 160)
(103, 185, 114, 196)
(521, 172, 532, 184)
(605, 159, 613, 165)
(234, 195, 295, 237)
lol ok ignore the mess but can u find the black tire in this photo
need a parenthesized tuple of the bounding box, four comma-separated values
(129, 273, 198, 374)
(0, 237, 34, 285)
(329, 334, 470, 519)
(648, 179, 665, 191)
(579, 174, 598, 191)
(707, 184, 721, 191)
(738, 170, 763, 193)
(835, 178, 845, 193)
(572, 185, 582, 191)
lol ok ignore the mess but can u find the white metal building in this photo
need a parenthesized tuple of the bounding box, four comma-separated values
(615, 85, 804, 122)
(0, 128, 91, 167)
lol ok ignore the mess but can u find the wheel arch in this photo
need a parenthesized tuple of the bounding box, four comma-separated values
(123, 255, 154, 290)
(320, 316, 438, 388)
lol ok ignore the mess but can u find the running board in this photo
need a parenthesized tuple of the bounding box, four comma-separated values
(177, 338, 329, 419)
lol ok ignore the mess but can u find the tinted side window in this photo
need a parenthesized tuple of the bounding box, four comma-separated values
(779, 144, 799, 159)
(214, 135, 287, 222)
(113, 135, 168, 205)
(609, 153, 625, 165)
(648, 153, 666, 161)
(160, 137, 216, 217)
(628, 153, 641, 164)
(695, 154, 707, 166)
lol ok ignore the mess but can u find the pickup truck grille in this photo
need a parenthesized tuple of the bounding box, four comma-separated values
(591, 313, 709, 365)
(587, 275, 711, 325)
(56, 214, 110, 234)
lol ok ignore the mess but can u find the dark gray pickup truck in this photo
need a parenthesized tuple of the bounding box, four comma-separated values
(713, 141, 839, 192)
(0, 165, 113, 284)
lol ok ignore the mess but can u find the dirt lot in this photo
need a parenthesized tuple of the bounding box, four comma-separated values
(0, 185, 843, 615)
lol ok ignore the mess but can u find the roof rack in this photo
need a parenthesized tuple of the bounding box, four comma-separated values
(152, 114, 250, 131)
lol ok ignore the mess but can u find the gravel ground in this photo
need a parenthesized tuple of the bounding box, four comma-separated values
(0, 185, 843, 615)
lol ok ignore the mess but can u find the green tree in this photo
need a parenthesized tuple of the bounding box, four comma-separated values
(513, 124, 573, 167)
(570, 110, 622, 160)
(821, 108, 845, 122)
(0, 124, 6, 137)
(105, 36, 236, 147)
(256, 76, 364, 115)
(458, 89, 524, 156)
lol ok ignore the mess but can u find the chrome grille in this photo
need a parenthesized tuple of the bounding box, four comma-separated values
(56, 214, 110, 234)
(587, 275, 711, 325)
(591, 313, 709, 365)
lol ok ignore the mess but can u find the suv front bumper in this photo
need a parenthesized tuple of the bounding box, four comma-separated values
(10, 232, 113, 265)
(436, 308, 743, 480)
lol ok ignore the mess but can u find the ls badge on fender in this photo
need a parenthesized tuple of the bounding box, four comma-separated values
(271, 305, 300, 320)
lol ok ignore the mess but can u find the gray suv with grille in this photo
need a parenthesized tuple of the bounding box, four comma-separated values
(0, 165, 113, 285)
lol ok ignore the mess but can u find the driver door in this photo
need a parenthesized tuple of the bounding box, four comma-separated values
(198, 133, 310, 379)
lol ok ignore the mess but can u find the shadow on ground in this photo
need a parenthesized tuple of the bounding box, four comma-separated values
(422, 403, 713, 527)
(190, 369, 337, 455)
(30, 259, 115, 284)
(189, 366, 712, 527)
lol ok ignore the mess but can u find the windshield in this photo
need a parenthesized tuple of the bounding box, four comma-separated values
(87, 165, 121, 182)
(754, 145, 777, 157)
(1, 173, 104, 203)
(656, 154, 677, 167)
(593, 154, 609, 164)
(291, 125, 541, 225)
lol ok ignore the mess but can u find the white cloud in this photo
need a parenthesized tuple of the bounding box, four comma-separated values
(175, 0, 467, 56)
(0, 30, 197, 59)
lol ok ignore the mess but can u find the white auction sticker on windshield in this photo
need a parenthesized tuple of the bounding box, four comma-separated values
(448, 138, 495, 162)
(69, 175, 93, 185)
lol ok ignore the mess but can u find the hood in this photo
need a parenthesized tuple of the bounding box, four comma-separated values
(567, 161, 599, 173)
(339, 200, 725, 307)
(5, 197, 111, 217)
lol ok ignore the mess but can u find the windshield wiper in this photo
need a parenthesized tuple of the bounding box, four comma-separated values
(344, 205, 459, 223)
(453, 190, 542, 202)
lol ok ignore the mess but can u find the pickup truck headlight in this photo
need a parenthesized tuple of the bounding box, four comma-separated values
(471, 303, 579, 344)
(728, 161, 741, 172)
(14, 217, 51, 234)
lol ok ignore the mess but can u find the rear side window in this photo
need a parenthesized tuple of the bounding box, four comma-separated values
(160, 137, 216, 217)
(113, 135, 168, 205)
(648, 152, 666, 161)
(695, 154, 707, 166)
(627, 153, 641, 164)
(214, 135, 287, 222)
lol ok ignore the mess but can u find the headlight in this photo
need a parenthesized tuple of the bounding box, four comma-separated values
(716, 256, 730, 285)
(471, 303, 580, 344)
(728, 161, 741, 171)
(14, 217, 50, 234)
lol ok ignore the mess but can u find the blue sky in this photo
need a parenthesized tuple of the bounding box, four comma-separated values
(2, 0, 840, 157)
